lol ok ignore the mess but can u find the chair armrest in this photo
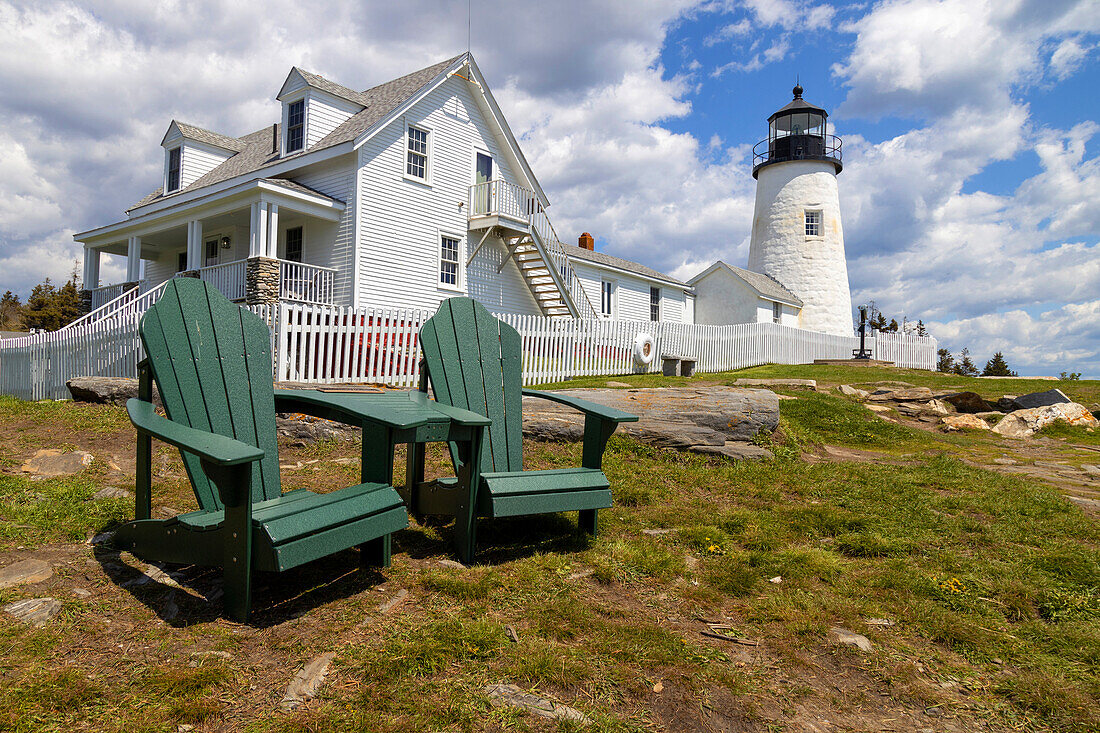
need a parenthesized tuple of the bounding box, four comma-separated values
(522, 389, 639, 424)
(408, 391, 492, 426)
(126, 399, 265, 466)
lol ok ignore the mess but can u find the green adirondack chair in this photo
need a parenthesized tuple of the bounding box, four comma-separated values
(113, 278, 408, 622)
(414, 297, 638, 562)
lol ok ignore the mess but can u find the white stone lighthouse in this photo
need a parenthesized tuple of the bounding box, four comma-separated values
(747, 85, 852, 336)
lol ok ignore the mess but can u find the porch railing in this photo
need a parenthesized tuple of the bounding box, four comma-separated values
(196, 260, 247, 301)
(279, 260, 336, 304)
(88, 283, 128, 310)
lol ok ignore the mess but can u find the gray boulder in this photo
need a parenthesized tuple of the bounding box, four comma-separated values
(1011, 388, 1071, 411)
(67, 376, 160, 406)
(866, 387, 935, 402)
(941, 391, 992, 414)
(522, 387, 779, 456)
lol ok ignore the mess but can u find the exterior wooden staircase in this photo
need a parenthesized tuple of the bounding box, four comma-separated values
(467, 180, 597, 319)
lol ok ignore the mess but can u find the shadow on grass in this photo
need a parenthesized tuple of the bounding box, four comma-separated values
(91, 541, 387, 629)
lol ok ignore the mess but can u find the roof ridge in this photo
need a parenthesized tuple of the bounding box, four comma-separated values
(361, 53, 466, 95)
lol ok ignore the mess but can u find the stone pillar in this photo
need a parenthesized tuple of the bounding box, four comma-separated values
(177, 270, 200, 279)
(79, 289, 93, 314)
(246, 256, 280, 305)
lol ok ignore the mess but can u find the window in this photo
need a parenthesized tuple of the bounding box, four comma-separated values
(601, 280, 614, 317)
(439, 235, 460, 288)
(772, 301, 782, 324)
(166, 147, 181, 192)
(177, 251, 187, 272)
(650, 286, 661, 321)
(804, 209, 822, 237)
(285, 227, 303, 263)
(286, 99, 305, 153)
(204, 239, 218, 267)
(406, 125, 429, 180)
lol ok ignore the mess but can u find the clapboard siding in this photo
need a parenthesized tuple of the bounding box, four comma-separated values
(287, 157, 357, 306)
(356, 75, 527, 313)
(571, 260, 689, 323)
(306, 92, 361, 148)
(180, 142, 233, 188)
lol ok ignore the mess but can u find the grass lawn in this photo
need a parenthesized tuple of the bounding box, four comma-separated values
(0, 367, 1097, 732)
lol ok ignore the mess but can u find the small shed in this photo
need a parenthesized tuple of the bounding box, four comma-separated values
(688, 261, 802, 327)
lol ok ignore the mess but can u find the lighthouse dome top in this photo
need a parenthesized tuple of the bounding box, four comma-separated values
(767, 84, 828, 123)
(753, 83, 842, 178)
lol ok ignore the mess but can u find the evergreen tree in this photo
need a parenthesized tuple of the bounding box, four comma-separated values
(23, 277, 82, 331)
(953, 348, 979, 377)
(887, 318, 899, 333)
(936, 348, 955, 373)
(870, 312, 888, 332)
(0, 291, 23, 330)
(982, 352, 1016, 377)
(916, 320, 928, 337)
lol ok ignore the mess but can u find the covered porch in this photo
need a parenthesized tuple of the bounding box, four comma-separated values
(77, 179, 345, 310)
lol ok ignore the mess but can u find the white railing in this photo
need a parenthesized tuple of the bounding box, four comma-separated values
(873, 331, 938, 371)
(195, 260, 247, 301)
(0, 282, 168, 400)
(279, 260, 336, 304)
(468, 180, 598, 320)
(266, 303, 937, 388)
(88, 283, 129, 310)
(0, 292, 938, 399)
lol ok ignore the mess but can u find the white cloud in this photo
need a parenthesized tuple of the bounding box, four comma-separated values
(1049, 37, 1091, 80)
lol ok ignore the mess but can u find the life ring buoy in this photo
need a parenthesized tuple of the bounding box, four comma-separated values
(633, 332, 655, 367)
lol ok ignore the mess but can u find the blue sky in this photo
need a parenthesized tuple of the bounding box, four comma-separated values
(0, 0, 1097, 377)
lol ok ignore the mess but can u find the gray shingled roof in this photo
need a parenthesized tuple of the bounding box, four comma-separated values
(171, 121, 247, 152)
(692, 261, 803, 306)
(291, 67, 373, 106)
(129, 55, 465, 212)
(567, 245, 688, 287)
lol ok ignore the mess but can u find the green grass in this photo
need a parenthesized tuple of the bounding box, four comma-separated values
(0, 369, 1098, 731)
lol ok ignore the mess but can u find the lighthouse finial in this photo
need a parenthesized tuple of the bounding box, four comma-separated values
(793, 77, 803, 99)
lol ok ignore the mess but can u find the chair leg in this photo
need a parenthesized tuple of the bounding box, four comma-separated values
(454, 515, 477, 565)
(579, 509, 598, 537)
(360, 534, 392, 569)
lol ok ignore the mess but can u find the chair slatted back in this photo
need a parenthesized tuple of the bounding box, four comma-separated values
(139, 278, 281, 509)
(419, 298, 523, 474)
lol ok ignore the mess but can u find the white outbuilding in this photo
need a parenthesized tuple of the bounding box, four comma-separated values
(688, 261, 801, 327)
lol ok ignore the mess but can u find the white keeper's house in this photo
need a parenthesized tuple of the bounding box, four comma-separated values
(75, 53, 693, 324)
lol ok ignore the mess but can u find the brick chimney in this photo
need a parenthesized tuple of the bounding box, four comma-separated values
(578, 232, 595, 250)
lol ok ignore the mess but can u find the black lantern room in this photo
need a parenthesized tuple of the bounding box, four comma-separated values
(752, 84, 842, 178)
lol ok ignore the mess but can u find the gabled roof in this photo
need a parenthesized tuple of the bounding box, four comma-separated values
(130, 55, 465, 212)
(688, 261, 802, 306)
(160, 121, 247, 153)
(278, 67, 370, 107)
(569, 245, 689, 288)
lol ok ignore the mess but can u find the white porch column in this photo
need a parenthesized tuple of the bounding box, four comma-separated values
(249, 201, 270, 258)
(266, 204, 279, 258)
(186, 220, 203, 270)
(126, 236, 142, 282)
(82, 245, 100, 289)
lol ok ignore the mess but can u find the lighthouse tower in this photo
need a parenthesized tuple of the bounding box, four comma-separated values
(747, 85, 852, 336)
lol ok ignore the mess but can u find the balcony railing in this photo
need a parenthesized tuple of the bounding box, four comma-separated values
(752, 133, 842, 176)
(467, 180, 597, 320)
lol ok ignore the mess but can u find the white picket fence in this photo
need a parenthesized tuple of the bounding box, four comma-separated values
(0, 296, 937, 399)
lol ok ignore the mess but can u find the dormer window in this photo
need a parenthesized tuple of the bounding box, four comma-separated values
(166, 147, 181, 192)
(287, 99, 305, 153)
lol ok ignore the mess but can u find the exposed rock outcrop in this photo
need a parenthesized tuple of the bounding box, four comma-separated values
(993, 402, 1099, 438)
